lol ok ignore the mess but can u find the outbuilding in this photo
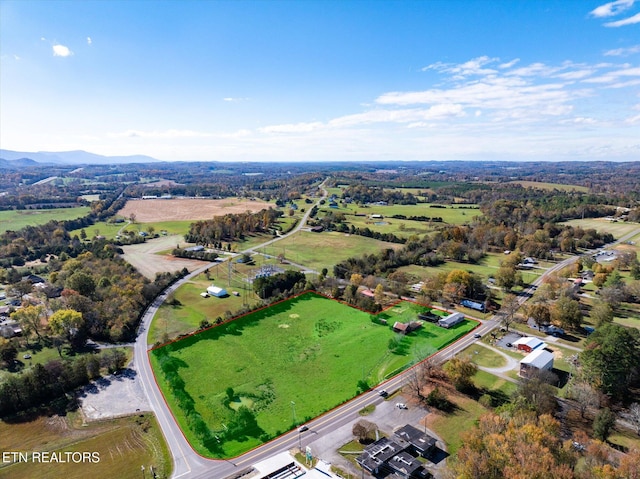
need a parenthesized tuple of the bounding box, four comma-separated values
(513, 336, 547, 353)
(438, 312, 464, 329)
(519, 349, 554, 378)
(206, 285, 228, 297)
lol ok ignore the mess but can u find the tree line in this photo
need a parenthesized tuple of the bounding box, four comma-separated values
(184, 208, 283, 244)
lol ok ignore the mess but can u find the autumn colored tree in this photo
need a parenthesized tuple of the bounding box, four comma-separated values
(551, 295, 583, 330)
(49, 309, 84, 342)
(445, 356, 478, 392)
(374, 283, 385, 304)
(450, 412, 574, 479)
(10, 304, 45, 343)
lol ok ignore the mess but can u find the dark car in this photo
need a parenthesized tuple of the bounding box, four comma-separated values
(379, 389, 388, 397)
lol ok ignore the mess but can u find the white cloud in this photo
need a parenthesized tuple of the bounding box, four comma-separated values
(582, 66, 640, 84)
(223, 97, 249, 102)
(590, 0, 635, 18)
(625, 113, 640, 123)
(87, 37, 92, 45)
(259, 122, 323, 134)
(554, 69, 596, 80)
(111, 129, 215, 139)
(605, 12, 640, 26)
(499, 59, 520, 69)
(560, 117, 598, 125)
(422, 56, 498, 78)
(52, 44, 73, 57)
(604, 45, 640, 56)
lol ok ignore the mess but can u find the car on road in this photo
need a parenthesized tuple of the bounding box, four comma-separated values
(473, 333, 482, 338)
(298, 426, 308, 432)
(396, 403, 407, 409)
(379, 389, 388, 397)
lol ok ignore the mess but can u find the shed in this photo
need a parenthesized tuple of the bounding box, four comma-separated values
(513, 336, 547, 353)
(520, 349, 554, 378)
(206, 285, 228, 297)
(438, 312, 464, 329)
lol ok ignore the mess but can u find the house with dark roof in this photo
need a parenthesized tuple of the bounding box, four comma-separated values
(22, 274, 45, 284)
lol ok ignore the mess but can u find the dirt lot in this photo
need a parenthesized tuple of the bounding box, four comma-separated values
(117, 198, 273, 222)
(120, 235, 208, 279)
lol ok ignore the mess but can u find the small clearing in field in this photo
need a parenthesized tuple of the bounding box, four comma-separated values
(117, 198, 273, 222)
(121, 235, 207, 279)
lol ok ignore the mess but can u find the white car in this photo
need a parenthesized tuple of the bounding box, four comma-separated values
(396, 403, 408, 409)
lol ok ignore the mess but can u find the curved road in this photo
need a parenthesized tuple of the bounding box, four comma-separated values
(134, 184, 640, 479)
(134, 180, 328, 478)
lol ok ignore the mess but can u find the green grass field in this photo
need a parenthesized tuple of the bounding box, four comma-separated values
(0, 207, 91, 234)
(261, 231, 404, 272)
(319, 202, 481, 226)
(150, 292, 476, 458)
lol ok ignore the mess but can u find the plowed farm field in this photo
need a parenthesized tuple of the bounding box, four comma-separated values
(117, 198, 273, 222)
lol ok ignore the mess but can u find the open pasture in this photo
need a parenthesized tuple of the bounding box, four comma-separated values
(322, 202, 481, 225)
(116, 198, 274, 223)
(261, 231, 404, 272)
(0, 206, 91, 234)
(507, 180, 589, 192)
(150, 292, 476, 458)
(562, 218, 640, 238)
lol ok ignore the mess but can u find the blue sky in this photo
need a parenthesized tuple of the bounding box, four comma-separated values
(1, 0, 639, 162)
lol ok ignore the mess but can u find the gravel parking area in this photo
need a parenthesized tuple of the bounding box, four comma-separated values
(79, 367, 150, 420)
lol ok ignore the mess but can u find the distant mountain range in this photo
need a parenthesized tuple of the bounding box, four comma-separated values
(0, 149, 160, 167)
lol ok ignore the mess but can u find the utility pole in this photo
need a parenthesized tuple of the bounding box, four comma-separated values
(291, 401, 297, 426)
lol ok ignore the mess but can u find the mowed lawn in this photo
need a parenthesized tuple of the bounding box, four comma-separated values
(150, 292, 476, 458)
(0, 207, 91, 234)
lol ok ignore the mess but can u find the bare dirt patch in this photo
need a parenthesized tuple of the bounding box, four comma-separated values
(121, 234, 208, 279)
(117, 198, 273, 222)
